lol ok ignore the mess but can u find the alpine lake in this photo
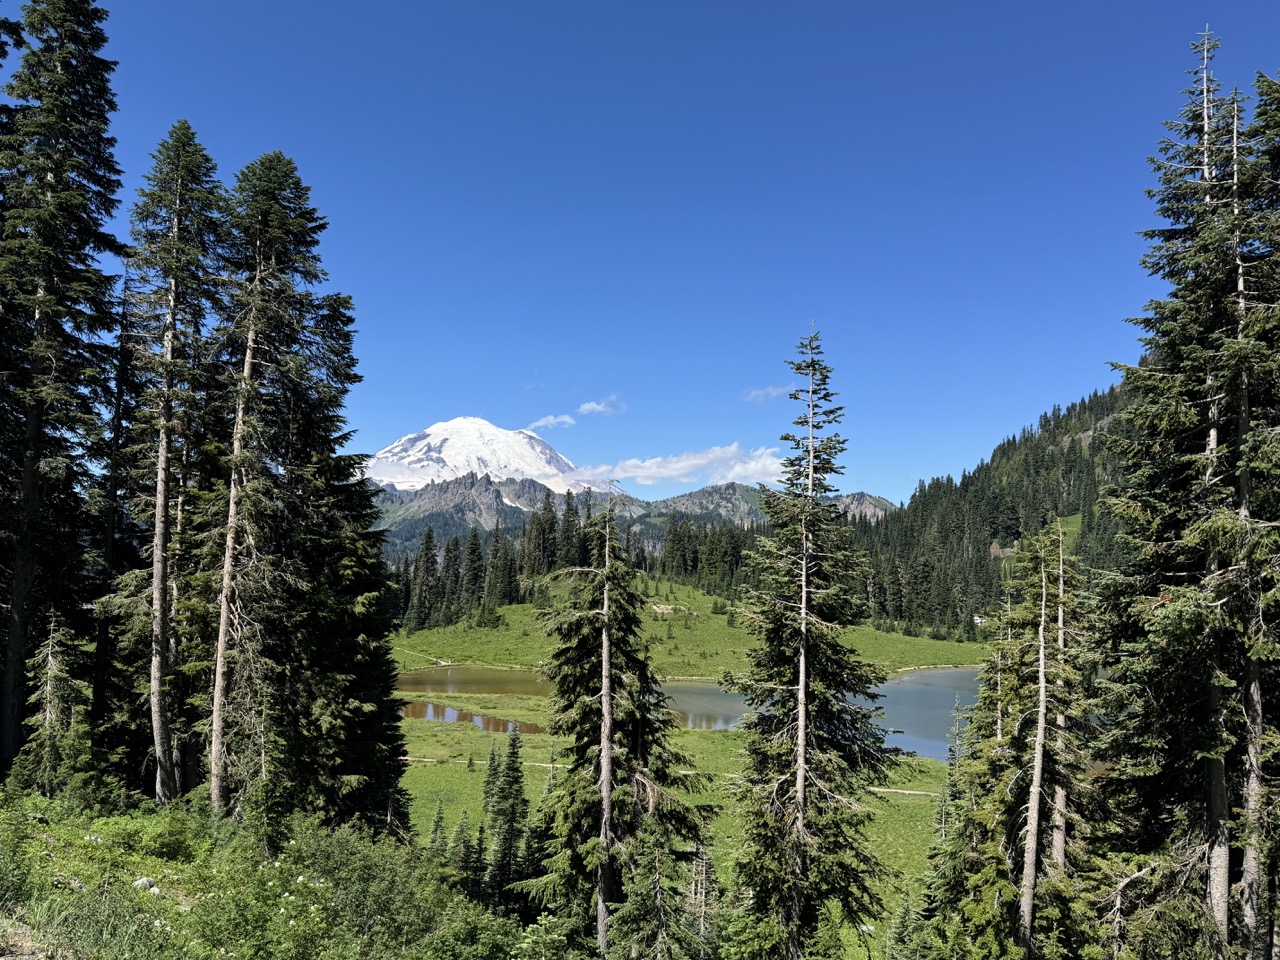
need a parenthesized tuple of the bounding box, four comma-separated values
(398, 664, 978, 762)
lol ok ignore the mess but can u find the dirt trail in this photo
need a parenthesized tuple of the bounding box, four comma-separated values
(0, 918, 54, 959)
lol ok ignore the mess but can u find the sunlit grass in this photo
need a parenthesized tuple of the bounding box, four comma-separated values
(394, 579, 985, 680)
(392, 578, 974, 957)
(398, 716, 948, 959)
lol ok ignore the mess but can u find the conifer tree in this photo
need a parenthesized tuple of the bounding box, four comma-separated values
(437, 536, 463, 626)
(405, 526, 438, 632)
(450, 808, 476, 878)
(725, 331, 890, 960)
(206, 152, 406, 828)
(120, 119, 226, 804)
(485, 520, 521, 610)
(534, 507, 704, 955)
(482, 740, 502, 815)
(0, 0, 122, 777)
(558, 491, 585, 569)
(606, 819, 702, 960)
(1096, 36, 1280, 956)
(462, 526, 487, 612)
(906, 527, 1089, 959)
(208, 150, 330, 811)
(523, 490, 558, 579)
(10, 621, 90, 798)
(486, 725, 530, 901)
(429, 799, 448, 861)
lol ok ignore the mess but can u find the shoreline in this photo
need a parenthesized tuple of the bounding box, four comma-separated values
(396, 659, 986, 685)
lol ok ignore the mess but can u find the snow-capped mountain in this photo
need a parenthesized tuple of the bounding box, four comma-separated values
(365, 416, 606, 494)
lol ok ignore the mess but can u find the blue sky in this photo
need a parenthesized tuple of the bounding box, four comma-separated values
(100, 1, 1280, 504)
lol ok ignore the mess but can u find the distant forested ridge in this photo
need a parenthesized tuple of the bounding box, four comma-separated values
(894, 34, 1280, 960)
(850, 387, 1129, 638)
(384, 478, 898, 628)
(382, 397, 1132, 643)
(420, 385, 1128, 641)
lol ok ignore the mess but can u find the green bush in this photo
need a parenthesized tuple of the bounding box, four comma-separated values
(0, 807, 34, 904)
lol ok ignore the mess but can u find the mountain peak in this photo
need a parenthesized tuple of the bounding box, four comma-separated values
(366, 417, 605, 494)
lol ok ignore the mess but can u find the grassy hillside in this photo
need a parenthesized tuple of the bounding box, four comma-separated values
(393, 579, 985, 679)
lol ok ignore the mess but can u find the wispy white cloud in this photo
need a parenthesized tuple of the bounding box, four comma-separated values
(527, 414, 576, 430)
(578, 394, 622, 416)
(575, 442, 782, 489)
(744, 384, 792, 403)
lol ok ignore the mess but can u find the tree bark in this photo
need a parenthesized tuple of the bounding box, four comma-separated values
(1200, 62, 1230, 934)
(210, 320, 257, 813)
(1050, 526, 1068, 871)
(1231, 97, 1266, 960)
(1241, 658, 1265, 959)
(150, 271, 179, 805)
(596, 522, 614, 956)
(1018, 556, 1049, 945)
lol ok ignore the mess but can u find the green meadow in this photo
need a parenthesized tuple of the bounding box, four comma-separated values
(395, 583, 980, 958)
(392, 578, 984, 680)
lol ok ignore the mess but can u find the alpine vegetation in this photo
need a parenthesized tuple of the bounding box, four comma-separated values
(724, 332, 892, 960)
(4, 6, 1280, 960)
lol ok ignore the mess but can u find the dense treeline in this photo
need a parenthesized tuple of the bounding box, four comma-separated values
(382, 391, 1132, 649)
(892, 35, 1280, 960)
(850, 388, 1128, 639)
(395, 386, 1137, 645)
(0, 0, 405, 830)
(395, 384, 1132, 646)
(396, 486, 764, 633)
(652, 515, 761, 598)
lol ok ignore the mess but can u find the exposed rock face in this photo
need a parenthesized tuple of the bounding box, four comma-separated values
(832, 491, 896, 523)
(374, 474, 645, 558)
(646, 482, 765, 526)
(375, 475, 893, 560)
(366, 416, 608, 494)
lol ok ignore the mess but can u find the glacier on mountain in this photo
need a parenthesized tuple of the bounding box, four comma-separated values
(365, 416, 607, 494)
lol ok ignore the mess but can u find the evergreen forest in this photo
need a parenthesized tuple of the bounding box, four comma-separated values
(0, 6, 1278, 960)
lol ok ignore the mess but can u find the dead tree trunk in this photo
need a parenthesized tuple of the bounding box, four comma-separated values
(1050, 525, 1068, 871)
(150, 271, 179, 805)
(596, 520, 614, 956)
(1018, 554, 1049, 944)
(210, 320, 257, 813)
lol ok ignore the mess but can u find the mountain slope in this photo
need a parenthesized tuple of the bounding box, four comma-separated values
(375, 475, 649, 559)
(366, 416, 606, 494)
(368, 417, 898, 560)
(850, 387, 1128, 638)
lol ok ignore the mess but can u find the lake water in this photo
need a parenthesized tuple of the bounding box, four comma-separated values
(399, 665, 979, 762)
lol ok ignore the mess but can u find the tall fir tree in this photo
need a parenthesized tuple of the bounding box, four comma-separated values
(1096, 35, 1280, 958)
(462, 526, 487, 612)
(208, 149, 327, 812)
(0, 0, 122, 775)
(115, 119, 227, 804)
(405, 525, 438, 632)
(725, 331, 891, 960)
(906, 528, 1091, 960)
(437, 535, 463, 626)
(533, 507, 704, 956)
(206, 151, 406, 828)
(558, 490, 585, 569)
(485, 724, 530, 902)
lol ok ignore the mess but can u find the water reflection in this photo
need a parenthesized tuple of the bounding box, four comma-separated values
(400, 699, 545, 735)
(397, 665, 980, 761)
